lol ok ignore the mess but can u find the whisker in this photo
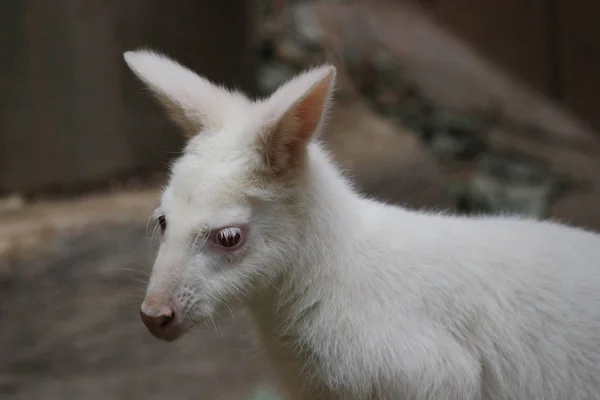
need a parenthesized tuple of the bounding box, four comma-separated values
(187, 230, 200, 250)
(208, 314, 220, 337)
(151, 223, 160, 242)
(145, 215, 155, 239)
(116, 277, 150, 286)
(224, 303, 235, 320)
(190, 229, 209, 250)
(112, 267, 151, 278)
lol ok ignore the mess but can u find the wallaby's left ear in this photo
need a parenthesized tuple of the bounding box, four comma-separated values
(123, 49, 228, 138)
(259, 65, 336, 175)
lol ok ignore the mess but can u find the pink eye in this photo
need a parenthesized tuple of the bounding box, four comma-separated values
(214, 227, 244, 249)
(158, 215, 167, 234)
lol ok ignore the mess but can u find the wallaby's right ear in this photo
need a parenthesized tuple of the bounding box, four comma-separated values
(258, 65, 336, 176)
(123, 50, 225, 138)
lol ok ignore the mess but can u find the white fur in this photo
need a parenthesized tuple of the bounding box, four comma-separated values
(124, 49, 600, 400)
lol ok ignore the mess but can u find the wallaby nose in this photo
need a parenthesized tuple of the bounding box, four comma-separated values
(140, 302, 181, 341)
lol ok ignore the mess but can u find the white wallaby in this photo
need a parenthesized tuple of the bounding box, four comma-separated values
(124, 49, 600, 400)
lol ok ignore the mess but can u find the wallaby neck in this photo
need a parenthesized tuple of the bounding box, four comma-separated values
(247, 141, 363, 333)
(245, 144, 404, 398)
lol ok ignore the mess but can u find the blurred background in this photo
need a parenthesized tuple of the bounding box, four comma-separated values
(2, 0, 600, 399)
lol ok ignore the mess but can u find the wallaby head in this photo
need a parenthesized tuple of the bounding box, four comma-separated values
(123, 50, 336, 341)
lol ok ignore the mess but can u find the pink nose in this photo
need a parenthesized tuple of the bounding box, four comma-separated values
(140, 302, 182, 341)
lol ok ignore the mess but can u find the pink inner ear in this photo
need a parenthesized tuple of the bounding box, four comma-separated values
(293, 75, 332, 142)
(294, 97, 320, 142)
(260, 68, 334, 174)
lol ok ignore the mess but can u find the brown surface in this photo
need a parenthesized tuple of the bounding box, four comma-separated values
(557, 0, 600, 131)
(415, 0, 553, 96)
(409, 0, 600, 133)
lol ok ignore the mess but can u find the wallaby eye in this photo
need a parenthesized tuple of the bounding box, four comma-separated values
(158, 215, 167, 234)
(215, 227, 243, 248)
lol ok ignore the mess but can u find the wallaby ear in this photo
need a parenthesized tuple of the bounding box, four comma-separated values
(123, 49, 227, 138)
(259, 65, 336, 175)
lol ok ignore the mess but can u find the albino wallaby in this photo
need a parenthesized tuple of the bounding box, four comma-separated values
(124, 49, 600, 400)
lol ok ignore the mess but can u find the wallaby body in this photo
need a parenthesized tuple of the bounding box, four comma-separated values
(124, 50, 600, 400)
(247, 145, 600, 399)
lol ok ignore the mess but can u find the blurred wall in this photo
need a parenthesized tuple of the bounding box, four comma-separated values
(412, 0, 600, 133)
(0, 0, 256, 195)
